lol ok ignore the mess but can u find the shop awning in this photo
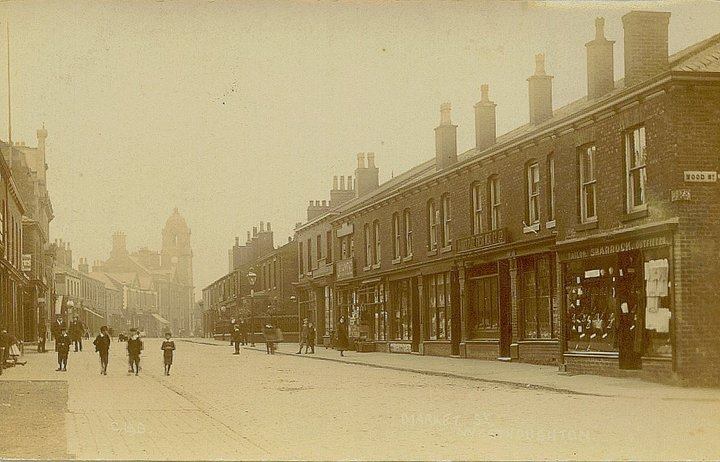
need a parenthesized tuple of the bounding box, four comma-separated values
(83, 307, 105, 319)
(152, 313, 170, 324)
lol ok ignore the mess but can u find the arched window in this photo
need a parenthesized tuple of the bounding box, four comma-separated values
(364, 223, 372, 267)
(526, 161, 540, 224)
(488, 176, 500, 230)
(441, 194, 452, 248)
(392, 212, 401, 260)
(427, 200, 438, 251)
(373, 220, 381, 265)
(403, 209, 413, 257)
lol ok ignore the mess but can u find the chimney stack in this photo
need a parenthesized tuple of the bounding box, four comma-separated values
(586, 17, 615, 99)
(259, 221, 265, 233)
(355, 152, 379, 197)
(622, 11, 671, 88)
(435, 102, 458, 170)
(474, 84, 497, 151)
(527, 53, 554, 125)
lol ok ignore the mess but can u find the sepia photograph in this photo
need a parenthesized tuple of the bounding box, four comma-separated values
(1, 0, 720, 460)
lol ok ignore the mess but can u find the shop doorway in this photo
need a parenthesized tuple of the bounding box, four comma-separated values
(498, 260, 512, 359)
(411, 278, 420, 352)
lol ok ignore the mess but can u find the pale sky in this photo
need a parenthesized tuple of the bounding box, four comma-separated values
(1, 0, 719, 294)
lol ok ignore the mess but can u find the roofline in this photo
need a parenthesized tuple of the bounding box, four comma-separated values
(330, 70, 720, 223)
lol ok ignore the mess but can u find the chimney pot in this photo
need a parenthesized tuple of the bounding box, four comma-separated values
(534, 53, 546, 75)
(481, 84, 490, 102)
(366, 152, 376, 168)
(309, 200, 313, 206)
(340, 175, 345, 190)
(333, 176, 338, 190)
(235, 236, 239, 246)
(357, 152, 365, 169)
(267, 222, 271, 231)
(440, 102, 452, 125)
(253, 226, 258, 237)
(259, 221, 265, 232)
(348, 175, 353, 189)
(322, 200, 327, 206)
(435, 103, 458, 169)
(586, 16, 615, 99)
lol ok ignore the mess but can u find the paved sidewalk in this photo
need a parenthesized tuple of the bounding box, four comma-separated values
(184, 337, 720, 401)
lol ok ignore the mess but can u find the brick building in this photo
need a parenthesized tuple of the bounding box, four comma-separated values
(203, 222, 299, 341)
(292, 11, 720, 385)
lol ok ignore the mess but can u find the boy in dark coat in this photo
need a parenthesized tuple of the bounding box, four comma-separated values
(56, 328, 71, 371)
(93, 326, 111, 375)
(231, 326, 242, 354)
(306, 323, 316, 354)
(127, 333, 143, 376)
(161, 332, 175, 376)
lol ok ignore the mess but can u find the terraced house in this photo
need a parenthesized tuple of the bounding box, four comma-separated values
(294, 11, 720, 385)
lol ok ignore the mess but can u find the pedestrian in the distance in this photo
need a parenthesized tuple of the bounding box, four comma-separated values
(127, 328, 137, 372)
(56, 328, 71, 371)
(231, 325, 242, 355)
(0, 328, 9, 371)
(161, 332, 175, 376)
(306, 322, 316, 354)
(93, 326, 111, 375)
(51, 317, 64, 352)
(38, 322, 47, 353)
(70, 317, 84, 352)
(337, 316, 349, 357)
(238, 319, 248, 345)
(296, 318, 308, 354)
(127, 332, 143, 376)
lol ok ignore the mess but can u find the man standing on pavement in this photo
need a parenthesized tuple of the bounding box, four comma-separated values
(231, 325, 242, 354)
(127, 332, 143, 376)
(51, 316, 64, 352)
(56, 328, 71, 371)
(306, 322, 316, 354)
(238, 319, 248, 345)
(93, 326, 111, 375)
(297, 318, 308, 354)
(70, 317, 84, 352)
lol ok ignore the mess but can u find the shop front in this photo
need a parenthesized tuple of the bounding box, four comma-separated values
(560, 233, 674, 379)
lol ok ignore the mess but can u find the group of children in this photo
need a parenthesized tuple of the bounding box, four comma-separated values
(51, 325, 176, 376)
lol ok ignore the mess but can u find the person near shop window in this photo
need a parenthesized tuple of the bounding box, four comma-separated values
(336, 316, 349, 357)
(618, 301, 642, 369)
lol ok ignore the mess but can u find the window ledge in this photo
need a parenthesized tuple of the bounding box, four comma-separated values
(391, 257, 402, 265)
(575, 220, 598, 232)
(363, 265, 372, 272)
(371, 263, 381, 270)
(402, 254, 413, 262)
(621, 208, 649, 222)
(441, 245, 453, 253)
(545, 220, 556, 229)
(427, 249, 438, 257)
(523, 222, 540, 234)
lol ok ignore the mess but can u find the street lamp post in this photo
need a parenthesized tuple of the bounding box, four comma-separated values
(247, 269, 257, 347)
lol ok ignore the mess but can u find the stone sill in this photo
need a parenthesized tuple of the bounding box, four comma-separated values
(621, 207, 649, 222)
(523, 222, 540, 234)
(402, 254, 413, 263)
(575, 220, 598, 232)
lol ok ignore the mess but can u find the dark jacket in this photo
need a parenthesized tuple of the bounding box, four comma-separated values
(231, 329, 242, 342)
(127, 338, 143, 356)
(93, 333, 111, 352)
(57, 334, 71, 354)
(307, 326, 316, 344)
(161, 340, 175, 357)
(336, 322, 349, 350)
(70, 321, 84, 340)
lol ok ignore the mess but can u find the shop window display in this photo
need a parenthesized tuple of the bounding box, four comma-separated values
(519, 255, 554, 339)
(565, 247, 672, 360)
(426, 272, 451, 340)
(391, 280, 412, 340)
(467, 274, 499, 339)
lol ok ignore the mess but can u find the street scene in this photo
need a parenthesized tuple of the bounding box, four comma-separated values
(2, 0, 720, 460)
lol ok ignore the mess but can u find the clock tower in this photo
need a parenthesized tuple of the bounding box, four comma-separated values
(161, 208, 194, 287)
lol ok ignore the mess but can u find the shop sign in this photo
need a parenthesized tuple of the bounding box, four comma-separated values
(312, 263, 334, 279)
(21, 254, 32, 272)
(562, 236, 670, 261)
(684, 171, 717, 183)
(456, 227, 508, 253)
(336, 223, 354, 238)
(336, 258, 354, 281)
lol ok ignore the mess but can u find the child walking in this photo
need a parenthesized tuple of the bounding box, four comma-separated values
(127, 332, 143, 376)
(161, 332, 175, 376)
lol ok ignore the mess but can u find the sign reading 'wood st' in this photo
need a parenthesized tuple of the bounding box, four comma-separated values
(684, 171, 717, 183)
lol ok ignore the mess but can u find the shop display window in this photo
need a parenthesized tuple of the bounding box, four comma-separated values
(467, 274, 499, 339)
(391, 280, 412, 340)
(565, 246, 672, 358)
(426, 272, 450, 340)
(519, 255, 554, 339)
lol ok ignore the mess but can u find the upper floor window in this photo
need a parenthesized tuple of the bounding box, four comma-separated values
(392, 213, 401, 260)
(547, 154, 556, 222)
(341, 237, 348, 259)
(306, 238, 312, 271)
(326, 230, 332, 263)
(579, 145, 597, 223)
(427, 200, 438, 251)
(364, 223, 372, 267)
(625, 126, 647, 212)
(488, 176, 500, 230)
(441, 194, 452, 248)
(316, 234, 322, 264)
(0, 199, 5, 245)
(471, 183, 483, 235)
(403, 209, 413, 257)
(373, 220, 381, 265)
(527, 162, 540, 224)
